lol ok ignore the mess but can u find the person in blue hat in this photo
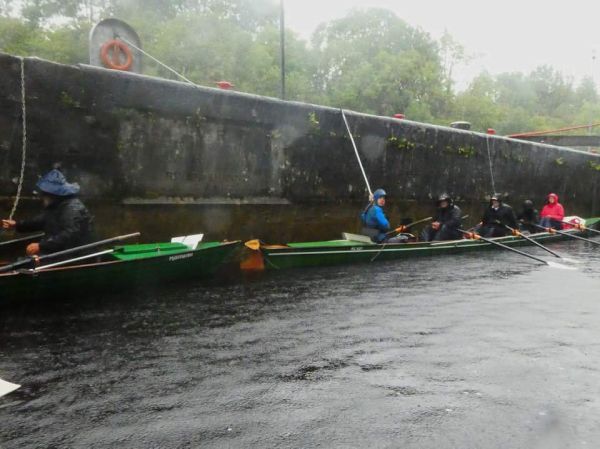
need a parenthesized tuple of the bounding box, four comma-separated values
(360, 188, 408, 243)
(2, 169, 93, 256)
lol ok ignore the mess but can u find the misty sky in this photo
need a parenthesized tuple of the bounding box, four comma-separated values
(285, 0, 599, 90)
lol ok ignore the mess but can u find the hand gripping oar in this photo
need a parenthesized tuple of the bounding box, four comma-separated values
(458, 229, 549, 265)
(504, 225, 563, 259)
(341, 109, 373, 198)
(386, 217, 433, 236)
(0, 233, 45, 248)
(533, 224, 600, 246)
(402, 215, 468, 239)
(0, 232, 140, 274)
(560, 220, 600, 236)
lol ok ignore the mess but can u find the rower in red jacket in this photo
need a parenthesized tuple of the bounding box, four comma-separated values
(539, 193, 564, 230)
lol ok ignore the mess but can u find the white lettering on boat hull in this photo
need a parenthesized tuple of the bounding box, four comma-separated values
(168, 253, 194, 262)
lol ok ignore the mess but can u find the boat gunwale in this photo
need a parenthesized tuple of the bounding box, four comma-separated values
(257, 224, 598, 256)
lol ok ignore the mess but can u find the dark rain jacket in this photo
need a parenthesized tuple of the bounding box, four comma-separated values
(434, 204, 462, 229)
(16, 197, 93, 254)
(482, 203, 518, 229)
(517, 207, 539, 233)
(517, 208, 539, 225)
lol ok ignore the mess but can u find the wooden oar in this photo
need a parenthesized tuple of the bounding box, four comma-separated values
(504, 225, 563, 258)
(30, 249, 115, 272)
(561, 220, 600, 236)
(0, 233, 45, 248)
(0, 232, 140, 274)
(386, 217, 433, 236)
(407, 215, 469, 239)
(458, 229, 548, 265)
(533, 224, 600, 245)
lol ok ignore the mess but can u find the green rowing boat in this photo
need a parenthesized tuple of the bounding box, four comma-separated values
(0, 239, 241, 305)
(242, 218, 600, 271)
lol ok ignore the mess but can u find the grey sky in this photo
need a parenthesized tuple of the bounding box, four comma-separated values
(285, 0, 599, 90)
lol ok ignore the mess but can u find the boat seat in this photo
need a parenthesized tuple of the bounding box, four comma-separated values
(171, 233, 204, 250)
(341, 232, 376, 244)
(111, 242, 191, 261)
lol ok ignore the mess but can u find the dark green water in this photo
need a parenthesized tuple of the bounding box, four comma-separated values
(1, 239, 600, 448)
(1, 199, 536, 243)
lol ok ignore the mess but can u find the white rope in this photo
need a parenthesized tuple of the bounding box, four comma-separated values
(116, 36, 196, 85)
(341, 109, 373, 197)
(9, 57, 27, 220)
(485, 135, 497, 194)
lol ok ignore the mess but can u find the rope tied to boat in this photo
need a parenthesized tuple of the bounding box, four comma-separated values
(9, 57, 27, 221)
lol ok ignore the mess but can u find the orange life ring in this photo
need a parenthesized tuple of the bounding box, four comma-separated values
(100, 40, 133, 71)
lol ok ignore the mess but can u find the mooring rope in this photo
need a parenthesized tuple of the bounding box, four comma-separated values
(116, 36, 196, 85)
(341, 109, 373, 198)
(485, 134, 497, 194)
(9, 57, 27, 220)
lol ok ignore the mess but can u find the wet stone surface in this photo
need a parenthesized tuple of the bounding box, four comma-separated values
(1, 241, 600, 448)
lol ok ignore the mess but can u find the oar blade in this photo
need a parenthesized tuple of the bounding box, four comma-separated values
(0, 378, 20, 398)
(245, 239, 261, 251)
(546, 260, 577, 270)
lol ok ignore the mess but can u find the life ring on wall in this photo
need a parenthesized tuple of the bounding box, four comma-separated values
(100, 39, 133, 71)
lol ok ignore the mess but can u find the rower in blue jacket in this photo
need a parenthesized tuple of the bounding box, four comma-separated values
(360, 189, 408, 243)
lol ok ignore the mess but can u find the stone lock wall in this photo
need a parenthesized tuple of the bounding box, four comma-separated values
(1, 53, 599, 240)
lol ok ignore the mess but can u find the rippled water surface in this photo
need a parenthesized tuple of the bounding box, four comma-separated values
(2, 240, 600, 448)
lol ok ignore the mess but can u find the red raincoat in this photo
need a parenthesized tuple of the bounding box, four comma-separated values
(540, 193, 564, 222)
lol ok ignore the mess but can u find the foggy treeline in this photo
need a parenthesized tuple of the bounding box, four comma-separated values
(1, 0, 599, 135)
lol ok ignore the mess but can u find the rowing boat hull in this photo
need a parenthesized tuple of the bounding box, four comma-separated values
(249, 219, 600, 270)
(0, 241, 241, 305)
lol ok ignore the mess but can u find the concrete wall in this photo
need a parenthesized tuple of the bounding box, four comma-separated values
(1, 53, 599, 240)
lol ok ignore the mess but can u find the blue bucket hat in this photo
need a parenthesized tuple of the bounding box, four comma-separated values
(373, 188, 387, 200)
(35, 169, 80, 196)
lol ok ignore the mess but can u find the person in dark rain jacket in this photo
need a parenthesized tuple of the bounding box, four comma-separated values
(478, 193, 518, 238)
(2, 169, 93, 256)
(517, 199, 540, 234)
(421, 193, 462, 241)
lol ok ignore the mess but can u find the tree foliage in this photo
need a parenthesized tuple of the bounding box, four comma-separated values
(1, 0, 599, 135)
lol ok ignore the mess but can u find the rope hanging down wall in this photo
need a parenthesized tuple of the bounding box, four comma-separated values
(485, 134, 497, 194)
(9, 57, 27, 220)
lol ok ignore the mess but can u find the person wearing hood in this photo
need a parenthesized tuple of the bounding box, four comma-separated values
(539, 193, 564, 230)
(360, 188, 408, 244)
(421, 193, 462, 241)
(478, 193, 518, 238)
(517, 200, 540, 234)
(2, 169, 93, 256)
